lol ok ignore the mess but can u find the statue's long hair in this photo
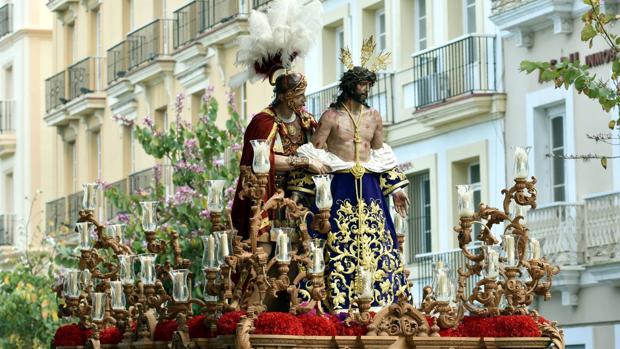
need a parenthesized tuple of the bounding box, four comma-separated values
(330, 66, 377, 109)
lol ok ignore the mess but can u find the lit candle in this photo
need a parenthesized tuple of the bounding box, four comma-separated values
(361, 267, 373, 299)
(278, 232, 289, 261)
(220, 231, 229, 258)
(514, 146, 530, 179)
(531, 238, 541, 260)
(208, 235, 215, 265)
(504, 234, 516, 266)
(456, 185, 475, 217)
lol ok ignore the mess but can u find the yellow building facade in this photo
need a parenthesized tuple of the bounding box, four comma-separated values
(43, 0, 275, 236)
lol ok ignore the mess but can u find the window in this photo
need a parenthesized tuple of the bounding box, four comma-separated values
(335, 26, 345, 78)
(468, 163, 481, 238)
(376, 9, 386, 52)
(464, 0, 476, 34)
(241, 82, 248, 120)
(415, 0, 427, 51)
(407, 171, 431, 262)
(66, 23, 76, 65)
(4, 172, 12, 213)
(4, 65, 12, 100)
(550, 115, 565, 201)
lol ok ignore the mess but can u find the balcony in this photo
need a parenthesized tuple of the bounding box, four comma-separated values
(67, 191, 84, 225)
(0, 100, 15, 157)
(0, 4, 12, 39)
(490, 0, 574, 47)
(411, 246, 481, 304)
(252, 0, 273, 9)
(45, 57, 106, 126)
(527, 203, 585, 266)
(129, 167, 156, 194)
(306, 72, 395, 124)
(0, 214, 15, 245)
(46, 197, 67, 235)
(173, 0, 243, 50)
(46, 0, 79, 13)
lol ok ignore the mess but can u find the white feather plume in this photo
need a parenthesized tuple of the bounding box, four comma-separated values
(236, 0, 322, 81)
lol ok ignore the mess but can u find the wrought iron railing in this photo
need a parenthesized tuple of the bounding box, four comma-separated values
(106, 178, 129, 222)
(411, 34, 497, 109)
(129, 167, 156, 194)
(46, 197, 67, 234)
(107, 40, 129, 84)
(306, 72, 395, 124)
(0, 4, 11, 38)
(174, 1, 202, 49)
(411, 246, 481, 305)
(584, 192, 620, 265)
(126, 19, 172, 71)
(0, 100, 14, 133)
(67, 191, 84, 226)
(45, 70, 67, 112)
(173, 0, 241, 49)
(68, 57, 103, 100)
(527, 203, 585, 266)
(0, 214, 15, 245)
(252, 0, 273, 9)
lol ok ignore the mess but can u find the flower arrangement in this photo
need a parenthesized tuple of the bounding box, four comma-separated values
(253, 312, 304, 335)
(216, 311, 246, 335)
(427, 315, 542, 338)
(153, 319, 178, 342)
(188, 315, 215, 339)
(52, 324, 92, 346)
(299, 314, 337, 336)
(99, 326, 123, 344)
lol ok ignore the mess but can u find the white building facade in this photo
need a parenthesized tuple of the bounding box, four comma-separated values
(491, 0, 620, 348)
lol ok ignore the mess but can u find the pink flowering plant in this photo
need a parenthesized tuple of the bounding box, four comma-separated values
(103, 87, 244, 280)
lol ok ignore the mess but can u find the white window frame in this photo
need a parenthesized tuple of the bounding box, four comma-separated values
(415, 0, 427, 51)
(375, 9, 386, 52)
(335, 26, 345, 78)
(549, 111, 566, 202)
(463, 0, 476, 34)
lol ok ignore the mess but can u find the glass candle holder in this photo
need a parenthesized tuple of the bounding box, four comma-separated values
(309, 238, 325, 274)
(530, 238, 541, 260)
(63, 269, 81, 298)
(91, 292, 106, 321)
(513, 146, 531, 179)
(359, 266, 374, 299)
(162, 163, 175, 199)
(482, 245, 502, 280)
(456, 185, 475, 218)
(118, 255, 135, 285)
(110, 280, 126, 310)
(503, 234, 519, 267)
(215, 230, 236, 265)
(432, 260, 452, 302)
(170, 269, 190, 302)
(81, 269, 92, 289)
(140, 201, 158, 232)
(82, 183, 100, 211)
(106, 224, 126, 243)
(207, 180, 226, 213)
(201, 235, 219, 269)
(513, 204, 529, 224)
(273, 227, 293, 262)
(312, 174, 333, 210)
(139, 253, 157, 285)
(76, 222, 93, 250)
(250, 139, 271, 174)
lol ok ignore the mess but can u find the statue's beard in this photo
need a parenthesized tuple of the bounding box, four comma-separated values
(351, 91, 368, 106)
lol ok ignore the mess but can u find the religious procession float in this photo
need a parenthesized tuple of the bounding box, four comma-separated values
(50, 1, 565, 348)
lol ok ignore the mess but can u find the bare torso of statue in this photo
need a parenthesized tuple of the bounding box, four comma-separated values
(311, 106, 383, 162)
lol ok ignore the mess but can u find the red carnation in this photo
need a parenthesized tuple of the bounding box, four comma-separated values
(53, 324, 93, 346)
(328, 314, 367, 336)
(254, 312, 303, 335)
(188, 315, 215, 338)
(217, 310, 246, 335)
(153, 319, 178, 342)
(299, 314, 337, 336)
(100, 326, 123, 344)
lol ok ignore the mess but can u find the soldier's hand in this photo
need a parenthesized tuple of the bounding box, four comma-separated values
(393, 189, 409, 218)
